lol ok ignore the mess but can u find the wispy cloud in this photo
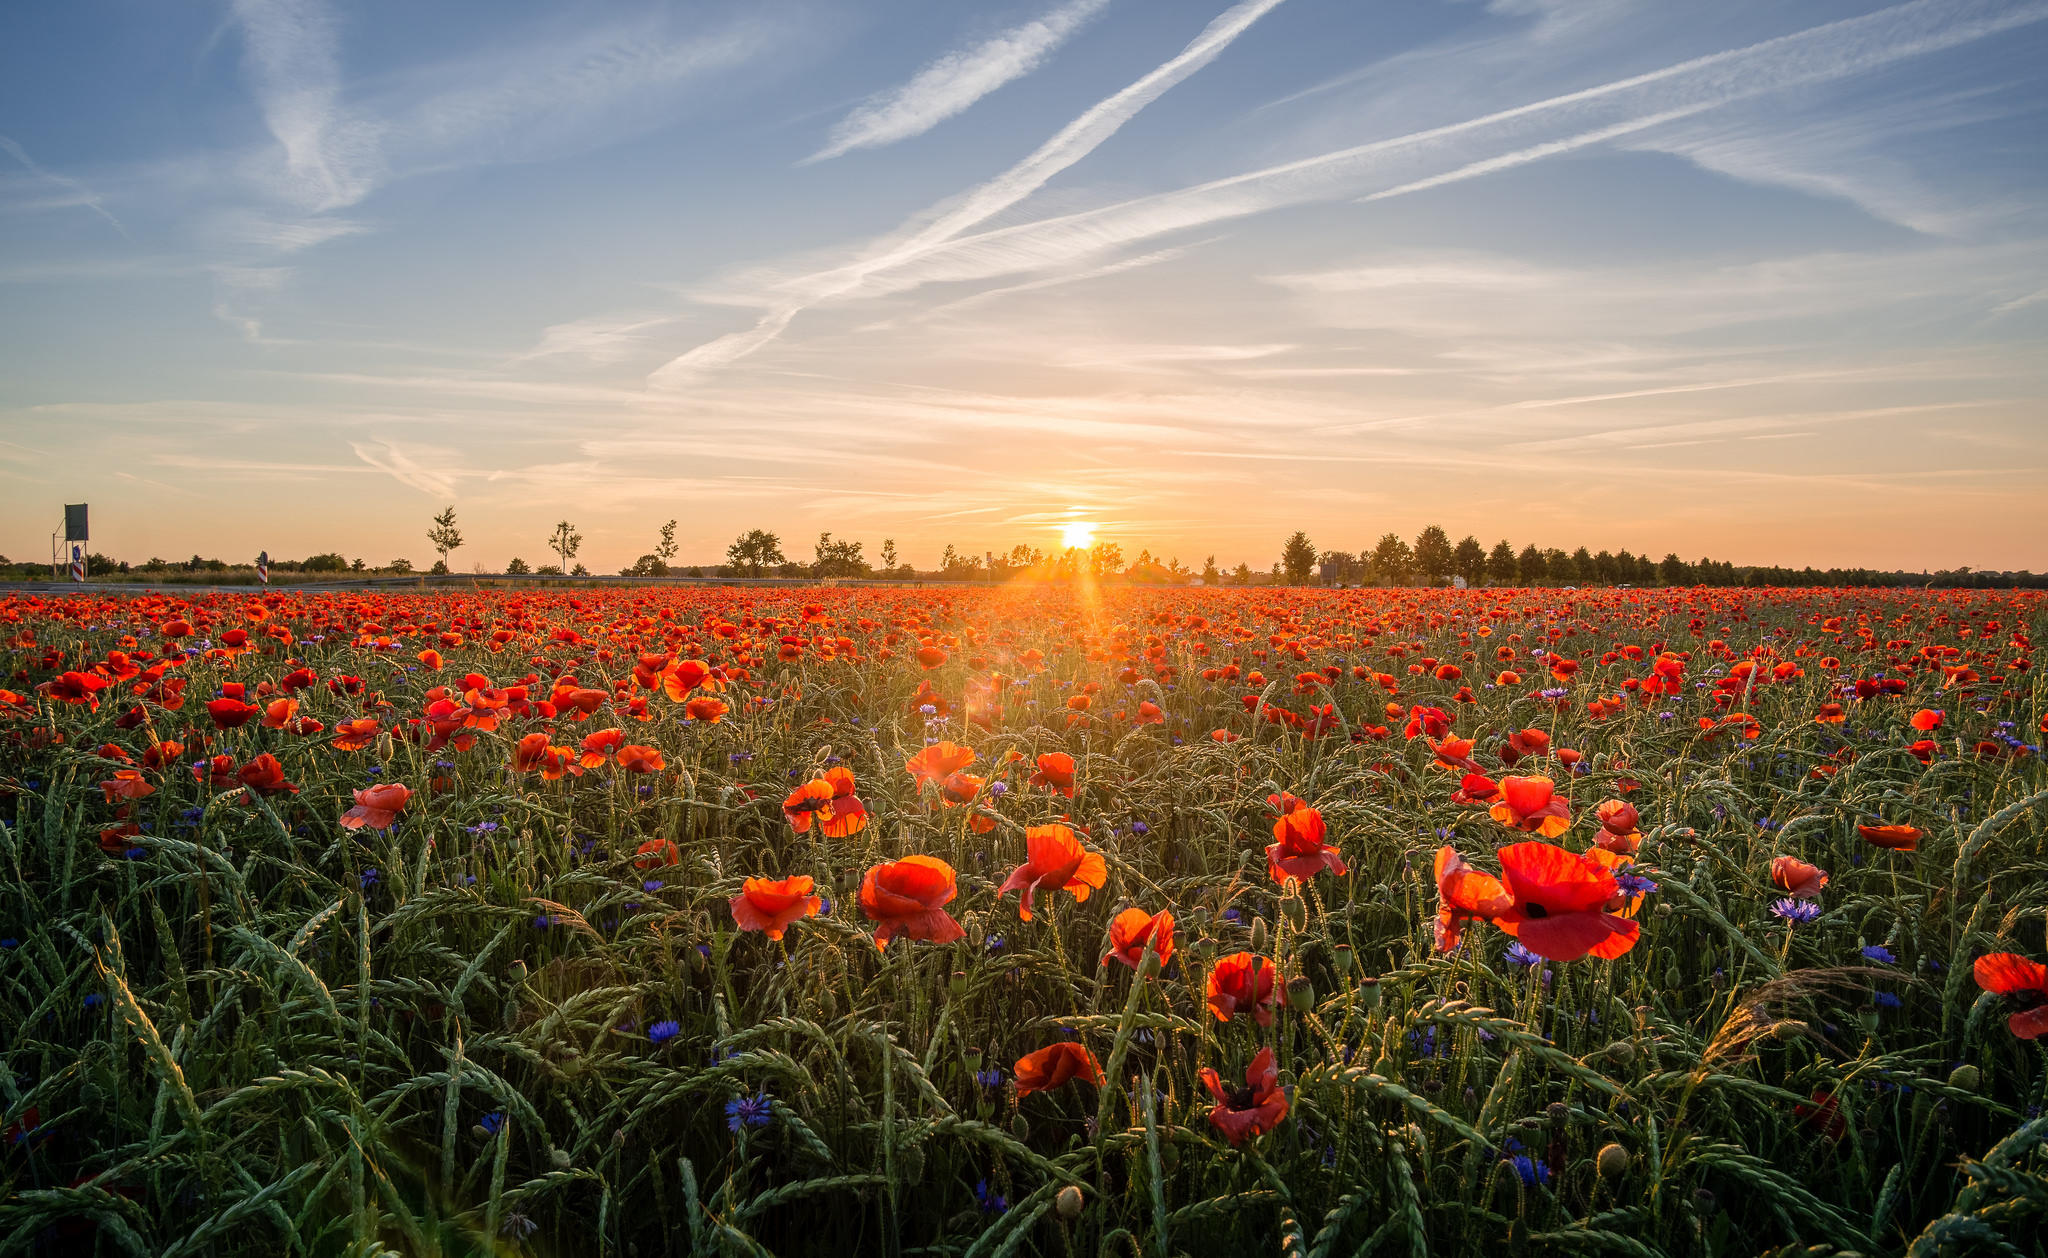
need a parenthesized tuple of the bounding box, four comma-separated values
(649, 0, 1290, 388)
(351, 438, 458, 497)
(0, 136, 128, 237)
(809, 0, 1111, 162)
(230, 0, 381, 212)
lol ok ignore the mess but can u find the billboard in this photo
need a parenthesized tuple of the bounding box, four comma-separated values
(64, 504, 88, 541)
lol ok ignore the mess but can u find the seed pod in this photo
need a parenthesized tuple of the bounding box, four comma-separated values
(1287, 976, 1315, 1013)
(1663, 964, 1682, 990)
(506, 959, 529, 983)
(949, 971, 968, 999)
(1139, 950, 1161, 979)
(1055, 1185, 1084, 1221)
(1597, 1142, 1629, 1179)
(963, 1046, 984, 1067)
(1333, 944, 1355, 974)
(1358, 977, 1382, 1009)
(1771, 1019, 1807, 1042)
(1948, 1064, 1980, 1092)
(1546, 1102, 1570, 1128)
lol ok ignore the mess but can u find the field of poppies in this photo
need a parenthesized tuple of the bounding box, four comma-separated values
(1, 582, 2044, 1257)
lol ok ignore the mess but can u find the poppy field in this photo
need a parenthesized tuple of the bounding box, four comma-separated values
(1, 583, 2045, 1257)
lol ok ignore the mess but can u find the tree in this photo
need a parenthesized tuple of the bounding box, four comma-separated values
(1660, 553, 1692, 586)
(1318, 550, 1361, 585)
(1453, 535, 1486, 585)
(1279, 531, 1319, 584)
(389, 558, 413, 574)
(350, 558, 366, 573)
(813, 532, 868, 578)
(506, 557, 532, 574)
(1571, 546, 1594, 584)
(880, 538, 898, 573)
(1413, 525, 1453, 585)
(725, 529, 785, 578)
(547, 521, 583, 573)
(1369, 533, 1413, 586)
(1517, 544, 1545, 585)
(1201, 555, 1220, 584)
(427, 506, 463, 570)
(1488, 540, 1518, 584)
(1088, 541, 1124, 578)
(1231, 561, 1253, 586)
(1593, 549, 1618, 584)
(304, 552, 348, 574)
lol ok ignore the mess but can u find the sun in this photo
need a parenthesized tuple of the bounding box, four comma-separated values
(1060, 522, 1097, 549)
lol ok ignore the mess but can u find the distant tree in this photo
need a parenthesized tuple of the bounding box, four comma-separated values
(726, 529, 785, 577)
(350, 558, 366, 573)
(303, 552, 348, 574)
(427, 506, 463, 570)
(1231, 561, 1253, 586)
(1370, 533, 1413, 586)
(1516, 544, 1545, 585)
(1412, 525, 1453, 585)
(623, 554, 668, 577)
(1544, 548, 1572, 583)
(1615, 548, 1638, 582)
(939, 544, 959, 574)
(571, 563, 589, 577)
(1201, 555, 1221, 583)
(1593, 549, 1618, 584)
(880, 538, 898, 573)
(536, 564, 562, 575)
(1488, 540, 1518, 584)
(656, 519, 679, 565)
(1318, 550, 1362, 585)
(1089, 541, 1124, 578)
(430, 559, 450, 575)
(506, 556, 531, 574)
(389, 558, 413, 574)
(1453, 535, 1486, 585)
(1660, 553, 1691, 585)
(1279, 532, 1319, 583)
(548, 521, 583, 573)
(813, 531, 869, 578)
(1571, 546, 1595, 583)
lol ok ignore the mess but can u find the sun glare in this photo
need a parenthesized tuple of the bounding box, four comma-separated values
(1060, 522, 1097, 549)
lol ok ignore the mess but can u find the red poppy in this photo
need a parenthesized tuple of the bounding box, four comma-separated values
(141, 740, 184, 769)
(1489, 775, 1572, 838)
(1134, 700, 1165, 726)
(1500, 727, 1550, 765)
(1199, 1046, 1289, 1146)
(1205, 951, 1279, 1026)
(730, 875, 823, 941)
(1450, 773, 1501, 805)
(634, 838, 680, 870)
(1813, 703, 1847, 725)
(512, 731, 550, 772)
(237, 753, 298, 797)
(1014, 1042, 1106, 1099)
(914, 645, 948, 669)
(262, 698, 298, 729)
(100, 769, 155, 803)
(1858, 824, 1920, 852)
(1103, 906, 1175, 971)
(1973, 953, 2048, 1039)
(684, 696, 728, 724)
(905, 741, 976, 789)
(997, 824, 1107, 921)
(1403, 706, 1450, 740)
(206, 697, 260, 730)
(1795, 1090, 1847, 1142)
(1593, 799, 1641, 854)
(578, 727, 625, 768)
(192, 754, 238, 789)
(1492, 842, 1639, 961)
(1433, 845, 1511, 951)
(859, 855, 965, 949)
(1030, 752, 1076, 797)
(1265, 803, 1347, 883)
(40, 671, 110, 709)
(1770, 855, 1828, 900)
(99, 822, 142, 854)
(784, 767, 868, 838)
(340, 783, 411, 830)
(1429, 736, 1481, 773)
(616, 744, 666, 774)
(331, 717, 381, 751)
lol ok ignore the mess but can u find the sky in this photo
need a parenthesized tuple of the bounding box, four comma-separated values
(3, 0, 2046, 575)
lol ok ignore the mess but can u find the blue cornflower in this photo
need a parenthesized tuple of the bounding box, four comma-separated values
(1872, 992, 1903, 1010)
(986, 935, 1004, 952)
(1862, 944, 1897, 964)
(83, 993, 105, 1010)
(1506, 1154, 1549, 1187)
(1615, 873, 1658, 897)
(919, 704, 937, 716)
(479, 1112, 506, 1136)
(974, 1068, 1005, 1090)
(360, 869, 379, 889)
(725, 1092, 772, 1132)
(642, 879, 665, 893)
(648, 1020, 680, 1046)
(1504, 942, 1543, 968)
(1131, 821, 1149, 835)
(974, 1179, 1008, 1214)
(1772, 899, 1821, 924)
(988, 780, 1008, 797)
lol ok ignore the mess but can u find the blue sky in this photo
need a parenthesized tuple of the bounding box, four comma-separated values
(3, 0, 2045, 572)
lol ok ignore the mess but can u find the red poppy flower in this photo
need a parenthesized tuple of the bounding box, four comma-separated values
(997, 824, 1107, 921)
(730, 875, 823, 941)
(684, 696, 728, 724)
(859, 855, 965, 949)
(141, 740, 184, 769)
(41, 671, 110, 710)
(1403, 706, 1451, 740)
(1489, 775, 1572, 838)
(616, 744, 666, 773)
(206, 697, 260, 730)
(100, 770, 155, 803)
(261, 698, 298, 729)
(1450, 773, 1501, 805)
(634, 838, 680, 870)
(1134, 701, 1165, 726)
(192, 753, 238, 789)
(511, 732, 550, 772)
(1199, 1046, 1289, 1146)
(1205, 951, 1279, 1025)
(341, 783, 411, 830)
(1492, 842, 1639, 961)
(1593, 799, 1641, 854)
(237, 753, 298, 797)
(905, 740, 976, 789)
(1266, 803, 1347, 883)
(1103, 906, 1175, 971)
(1433, 845, 1511, 952)
(1795, 1090, 1847, 1142)
(1429, 736, 1481, 773)
(99, 822, 142, 854)
(1030, 752, 1076, 797)
(1500, 727, 1550, 765)
(578, 727, 625, 768)
(914, 645, 948, 669)
(1858, 824, 1920, 852)
(1770, 855, 1828, 900)
(331, 717, 381, 751)
(1014, 1042, 1106, 1099)
(1973, 953, 2048, 1039)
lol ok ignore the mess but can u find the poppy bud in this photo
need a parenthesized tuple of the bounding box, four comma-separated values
(1281, 897, 1305, 929)
(1692, 1188, 1716, 1216)
(376, 732, 395, 759)
(1333, 944, 1355, 974)
(1139, 950, 1161, 979)
(1546, 1102, 1570, 1128)
(949, 971, 968, 1000)
(1597, 1143, 1630, 1179)
(612, 1129, 627, 1149)
(1249, 917, 1268, 955)
(551, 1148, 572, 1169)
(1010, 1113, 1030, 1142)
(1664, 964, 1682, 990)
(899, 1141, 925, 1186)
(1359, 976, 1381, 1008)
(1605, 1040, 1634, 1067)
(1286, 976, 1315, 1012)
(1055, 1186, 1084, 1221)
(1948, 1064, 1979, 1092)
(1771, 1019, 1807, 1042)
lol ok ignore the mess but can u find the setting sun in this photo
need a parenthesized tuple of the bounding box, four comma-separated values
(1059, 523, 1097, 550)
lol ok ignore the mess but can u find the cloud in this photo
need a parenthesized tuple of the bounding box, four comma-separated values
(512, 314, 683, 365)
(230, 0, 383, 211)
(351, 439, 458, 497)
(0, 135, 128, 237)
(809, 0, 1111, 162)
(649, 0, 1290, 388)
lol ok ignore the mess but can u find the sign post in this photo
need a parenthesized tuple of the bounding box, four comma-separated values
(70, 544, 85, 583)
(258, 551, 270, 585)
(62, 504, 89, 583)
